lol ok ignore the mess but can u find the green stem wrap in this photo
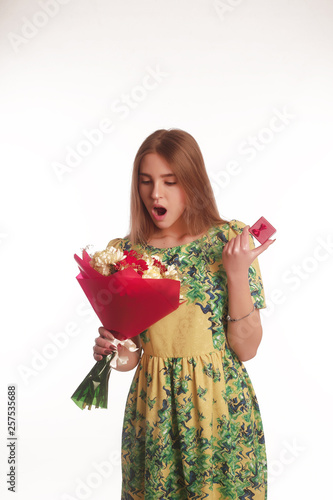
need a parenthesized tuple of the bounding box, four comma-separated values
(71, 352, 116, 410)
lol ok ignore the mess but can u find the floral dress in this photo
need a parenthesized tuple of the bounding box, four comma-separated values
(107, 219, 267, 500)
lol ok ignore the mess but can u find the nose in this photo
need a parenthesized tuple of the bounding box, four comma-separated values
(150, 181, 163, 200)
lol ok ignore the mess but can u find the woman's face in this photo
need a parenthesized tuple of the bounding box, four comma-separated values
(138, 153, 187, 234)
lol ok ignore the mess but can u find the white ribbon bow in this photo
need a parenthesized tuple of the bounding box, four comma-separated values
(109, 338, 139, 368)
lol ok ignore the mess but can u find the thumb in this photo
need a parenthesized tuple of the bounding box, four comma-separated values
(252, 238, 276, 258)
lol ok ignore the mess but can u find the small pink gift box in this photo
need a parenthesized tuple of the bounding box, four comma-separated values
(249, 217, 276, 244)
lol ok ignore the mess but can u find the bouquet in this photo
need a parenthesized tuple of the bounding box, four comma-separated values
(71, 244, 184, 410)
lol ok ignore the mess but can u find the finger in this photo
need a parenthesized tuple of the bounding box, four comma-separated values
(94, 344, 116, 355)
(225, 235, 236, 254)
(93, 345, 105, 355)
(231, 236, 239, 253)
(98, 326, 110, 338)
(95, 336, 107, 347)
(234, 228, 247, 253)
(241, 225, 251, 249)
(94, 337, 116, 354)
(98, 327, 115, 341)
(95, 336, 117, 350)
(93, 353, 103, 361)
(251, 238, 276, 258)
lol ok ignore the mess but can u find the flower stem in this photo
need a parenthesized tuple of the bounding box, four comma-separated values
(71, 353, 115, 410)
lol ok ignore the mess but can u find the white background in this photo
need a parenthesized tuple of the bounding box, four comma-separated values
(1, 0, 332, 498)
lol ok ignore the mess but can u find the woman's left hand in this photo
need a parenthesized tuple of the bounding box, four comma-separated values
(222, 225, 275, 278)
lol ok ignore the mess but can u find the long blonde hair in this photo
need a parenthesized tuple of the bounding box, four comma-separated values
(128, 128, 229, 245)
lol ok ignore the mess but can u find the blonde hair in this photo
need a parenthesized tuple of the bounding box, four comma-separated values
(128, 128, 229, 245)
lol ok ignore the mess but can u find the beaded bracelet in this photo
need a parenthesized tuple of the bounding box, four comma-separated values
(226, 304, 255, 322)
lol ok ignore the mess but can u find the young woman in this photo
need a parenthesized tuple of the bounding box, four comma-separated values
(93, 129, 274, 499)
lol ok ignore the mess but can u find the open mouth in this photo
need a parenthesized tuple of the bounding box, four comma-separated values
(154, 207, 167, 216)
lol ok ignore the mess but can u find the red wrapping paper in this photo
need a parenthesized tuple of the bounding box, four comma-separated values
(74, 250, 183, 339)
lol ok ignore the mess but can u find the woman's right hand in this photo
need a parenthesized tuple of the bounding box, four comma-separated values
(93, 327, 117, 361)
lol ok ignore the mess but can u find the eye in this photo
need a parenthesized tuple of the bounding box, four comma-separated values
(165, 182, 176, 186)
(140, 180, 151, 185)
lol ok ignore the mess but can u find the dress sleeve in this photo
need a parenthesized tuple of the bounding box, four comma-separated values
(228, 219, 266, 309)
(105, 237, 125, 251)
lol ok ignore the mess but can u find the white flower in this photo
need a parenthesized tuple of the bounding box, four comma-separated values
(150, 254, 162, 262)
(163, 264, 179, 279)
(142, 268, 163, 279)
(89, 246, 125, 276)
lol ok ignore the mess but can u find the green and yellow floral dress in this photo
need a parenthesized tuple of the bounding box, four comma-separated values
(107, 219, 267, 500)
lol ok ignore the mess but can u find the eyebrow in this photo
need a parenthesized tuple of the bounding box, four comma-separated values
(138, 173, 176, 178)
